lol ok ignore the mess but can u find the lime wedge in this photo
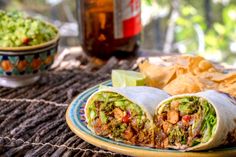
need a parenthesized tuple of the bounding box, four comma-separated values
(112, 70, 146, 87)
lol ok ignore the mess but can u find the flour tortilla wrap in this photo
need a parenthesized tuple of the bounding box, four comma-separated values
(85, 86, 169, 147)
(154, 90, 236, 151)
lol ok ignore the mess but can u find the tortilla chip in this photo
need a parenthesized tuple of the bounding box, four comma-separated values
(197, 74, 219, 90)
(198, 60, 215, 72)
(211, 72, 236, 84)
(138, 55, 236, 97)
(218, 83, 236, 97)
(163, 74, 202, 95)
(139, 60, 176, 88)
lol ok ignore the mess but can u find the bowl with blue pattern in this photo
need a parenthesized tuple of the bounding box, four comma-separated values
(0, 31, 60, 88)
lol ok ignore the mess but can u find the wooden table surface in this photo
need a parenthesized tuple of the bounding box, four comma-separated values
(0, 48, 169, 157)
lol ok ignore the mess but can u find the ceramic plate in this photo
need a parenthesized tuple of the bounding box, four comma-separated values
(66, 80, 236, 157)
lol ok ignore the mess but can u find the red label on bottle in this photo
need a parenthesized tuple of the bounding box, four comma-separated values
(114, 0, 142, 39)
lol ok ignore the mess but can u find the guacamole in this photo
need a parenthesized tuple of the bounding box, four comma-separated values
(0, 11, 58, 47)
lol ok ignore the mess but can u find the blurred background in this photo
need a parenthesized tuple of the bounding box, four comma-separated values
(1, 0, 236, 65)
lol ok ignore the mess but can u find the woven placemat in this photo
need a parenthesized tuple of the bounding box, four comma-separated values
(0, 69, 131, 157)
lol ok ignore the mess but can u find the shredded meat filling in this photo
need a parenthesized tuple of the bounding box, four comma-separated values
(155, 97, 217, 149)
(91, 100, 153, 146)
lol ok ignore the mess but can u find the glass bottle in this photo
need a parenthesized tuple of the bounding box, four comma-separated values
(76, 0, 141, 60)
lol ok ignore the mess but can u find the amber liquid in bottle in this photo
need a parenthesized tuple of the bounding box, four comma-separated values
(77, 0, 141, 60)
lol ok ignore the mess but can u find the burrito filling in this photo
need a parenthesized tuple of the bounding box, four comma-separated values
(87, 92, 153, 146)
(154, 96, 217, 149)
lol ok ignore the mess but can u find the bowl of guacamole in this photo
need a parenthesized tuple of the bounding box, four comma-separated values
(0, 10, 60, 88)
(0, 10, 59, 49)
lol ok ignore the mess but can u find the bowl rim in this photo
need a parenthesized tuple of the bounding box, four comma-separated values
(0, 43, 58, 55)
(0, 21, 60, 52)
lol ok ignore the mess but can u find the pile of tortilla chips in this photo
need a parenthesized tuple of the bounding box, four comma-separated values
(139, 55, 236, 97)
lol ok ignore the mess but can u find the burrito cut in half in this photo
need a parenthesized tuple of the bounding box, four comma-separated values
(85, 87, 169, 147)
(154, 90, 236, 151)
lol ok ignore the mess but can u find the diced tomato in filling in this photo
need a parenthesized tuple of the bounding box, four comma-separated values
(182, 115, 191, 125)
(122, 112, 131, 123)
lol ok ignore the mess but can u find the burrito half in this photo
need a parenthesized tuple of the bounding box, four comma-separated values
(85, 87, 169, 147)
(154, 90, 236, 151)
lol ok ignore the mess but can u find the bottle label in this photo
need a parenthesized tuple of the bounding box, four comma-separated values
(113, 0, 142, 39)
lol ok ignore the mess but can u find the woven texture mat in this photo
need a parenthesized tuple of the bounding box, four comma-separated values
(0, 67, 134, 157)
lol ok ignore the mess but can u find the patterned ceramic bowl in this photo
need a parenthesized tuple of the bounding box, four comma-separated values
(0, 29, 60, 88)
